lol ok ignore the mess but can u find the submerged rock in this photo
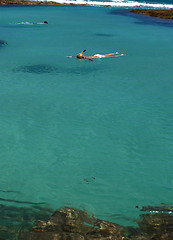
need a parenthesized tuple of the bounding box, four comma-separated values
(127, 205, 173, 240)
(19, 207, 126, 240)
(14, 64, 58, 74)
(134, 213, 173, 239)
(13, 64, 99, 75)
(0, 40, 8, 46)
(24, 206, 173, 240)
(0, 203, 53, 240)
(140, 205, 173, 213)
(0, 204, 173, 240)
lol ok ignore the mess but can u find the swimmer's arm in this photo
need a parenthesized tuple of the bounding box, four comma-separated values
(66, 56, 75, 58)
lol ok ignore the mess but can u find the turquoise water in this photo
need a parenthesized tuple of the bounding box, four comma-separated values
(0, 5, 173, 226)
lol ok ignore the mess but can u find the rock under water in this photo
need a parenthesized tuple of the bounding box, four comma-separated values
(13, 64, 99, 75)
(14, 64, 58, 74)
(0, 203, 172, 240)
(0, 40, 8, 46)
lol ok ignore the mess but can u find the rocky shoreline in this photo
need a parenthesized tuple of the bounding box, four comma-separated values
(131, 9, 173, 20)
(0, 0, 173, 20)
(0, 0, 78, 6)
(0, 203, 173, 240)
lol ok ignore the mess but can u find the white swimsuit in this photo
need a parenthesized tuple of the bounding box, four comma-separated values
(94, 54, 102, 58)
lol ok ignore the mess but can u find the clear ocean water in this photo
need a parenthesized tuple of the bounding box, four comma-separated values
(0, 4, 173, 226)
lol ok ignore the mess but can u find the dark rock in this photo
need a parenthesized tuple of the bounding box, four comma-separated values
(131, 9, 173, 20)
(0, 40, 8, 46)
(19, 231, 85, 240)
(137, 213, 173, 236)
(1, 204, 173, 240)
(25, 207, 126, 240)
(0, 0, 79, 6)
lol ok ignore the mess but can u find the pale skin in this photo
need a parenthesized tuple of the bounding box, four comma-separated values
(23, 21, 48, 25)
(36, 22, 48, 25)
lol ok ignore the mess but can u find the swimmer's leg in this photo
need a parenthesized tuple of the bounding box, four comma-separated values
(107, 54, 124, 58)
(104, 52, 119, 57)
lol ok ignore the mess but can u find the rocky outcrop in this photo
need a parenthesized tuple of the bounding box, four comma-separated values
(0, 0, 78, 6)
(0, 203, 173, 240)
(131, 9, 173, 20)
(18, 205, 173, 240)
(19, 206, 126, 240)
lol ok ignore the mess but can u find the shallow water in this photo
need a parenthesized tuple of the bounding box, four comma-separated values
(0, 5, 173, 226)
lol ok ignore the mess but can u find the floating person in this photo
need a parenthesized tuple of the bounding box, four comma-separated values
(19, 21, 48, 25)
(35, 21, 48, 25)
(77, 50, 124, 59)
(67, 50, 124, 60)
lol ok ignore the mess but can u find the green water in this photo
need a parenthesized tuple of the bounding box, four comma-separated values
(0, 5, 173, 225)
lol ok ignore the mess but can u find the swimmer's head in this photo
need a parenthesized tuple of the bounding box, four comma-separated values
(76, 53, 84, 59)
(44, 21, 48, 24)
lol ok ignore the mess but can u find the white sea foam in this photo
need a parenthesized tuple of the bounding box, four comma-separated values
(42, 0, 173, 8)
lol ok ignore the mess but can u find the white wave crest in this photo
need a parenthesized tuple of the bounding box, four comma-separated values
(43, 0, 173, 8)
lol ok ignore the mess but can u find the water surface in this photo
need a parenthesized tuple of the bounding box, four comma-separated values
(0, 5, 173, 226)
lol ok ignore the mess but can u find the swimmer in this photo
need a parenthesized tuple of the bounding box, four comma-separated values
(36, 21, 48, 25)
(21, 21, 48, 25)
(75, 50, 124, 60)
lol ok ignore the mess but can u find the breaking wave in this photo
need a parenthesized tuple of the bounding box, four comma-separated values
(43, 0, 173, 8)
